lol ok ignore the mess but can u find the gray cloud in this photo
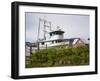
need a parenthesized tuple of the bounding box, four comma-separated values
(25, 12, 89, 43)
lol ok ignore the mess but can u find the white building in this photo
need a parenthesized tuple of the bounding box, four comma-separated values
(25, 18, 87, 56)
(37, 28, 85, 49)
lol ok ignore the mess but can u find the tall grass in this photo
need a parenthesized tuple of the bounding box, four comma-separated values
(26, 46, 89, 68)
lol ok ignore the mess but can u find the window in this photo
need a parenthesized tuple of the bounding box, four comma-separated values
(41, 42, 44, 45)
(52, 41, 54, 44)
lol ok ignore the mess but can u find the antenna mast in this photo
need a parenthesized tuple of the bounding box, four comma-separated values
(38, 17, 52, 41)
(37, 17, 52, 50)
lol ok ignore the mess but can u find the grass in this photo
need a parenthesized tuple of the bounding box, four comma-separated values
(26, 46, 89, 68)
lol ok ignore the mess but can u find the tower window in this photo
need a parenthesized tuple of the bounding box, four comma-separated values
(55, 40, 57, 43)
(52, 41, 54, 44)
(41, 42, 44, 45)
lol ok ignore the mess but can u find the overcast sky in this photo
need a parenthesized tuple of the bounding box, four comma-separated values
(25, 12, 90, 43)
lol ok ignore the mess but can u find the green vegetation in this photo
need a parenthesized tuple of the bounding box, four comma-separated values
(26, 46, 89, 68)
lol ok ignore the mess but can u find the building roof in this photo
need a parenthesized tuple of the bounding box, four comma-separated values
(37, 38, 80, 43)
(49, 30, 64, 35)
(26, 42, 37, 47)
(26, 38, 86, 47)
(72, 38, 79, 45)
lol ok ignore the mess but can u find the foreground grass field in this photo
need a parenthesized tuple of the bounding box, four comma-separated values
(26, 46, 89, 68)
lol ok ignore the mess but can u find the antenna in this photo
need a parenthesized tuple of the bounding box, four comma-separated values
(37, 16, 52, 41)
(37, 18, 41, 42)
(37, 18, 41, 50)
(57, 26, 61, 30)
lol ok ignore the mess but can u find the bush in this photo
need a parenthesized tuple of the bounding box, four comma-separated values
(26, 46, 89, 68)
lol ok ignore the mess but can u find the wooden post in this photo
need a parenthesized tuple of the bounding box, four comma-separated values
(30, 46, 32, 55)
(37, 18, 41, 51)
(37, 42, 40, 51)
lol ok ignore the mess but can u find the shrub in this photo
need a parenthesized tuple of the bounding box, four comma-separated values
(26, 46, 89, 68)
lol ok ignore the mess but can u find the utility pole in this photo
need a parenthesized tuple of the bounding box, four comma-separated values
(37, 18, 41, 51)
(49, 21, 51, 31)
(43, 19, 46, 40)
